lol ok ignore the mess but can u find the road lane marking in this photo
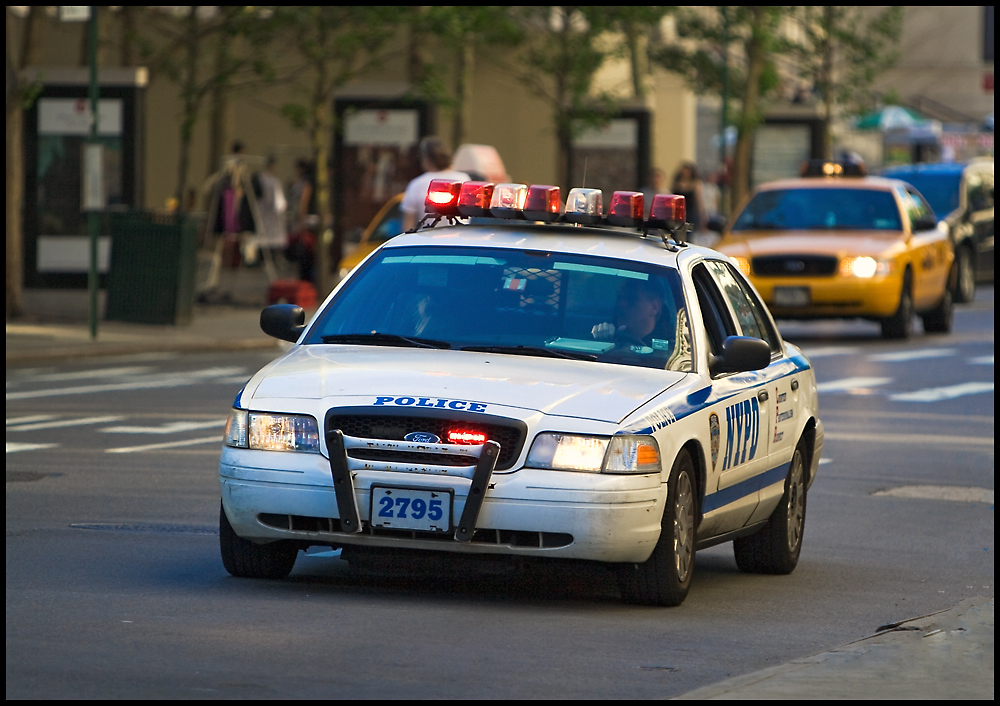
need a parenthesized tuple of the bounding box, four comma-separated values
(889, 382, 994, 403)
(868, 348, 955, 362)
(872, 485, 994, 503)
(10, 366, 155, 383)
(817, 377, 892, 393)
(824, 431, 993, 447)
(106, 435, 223, 454)
(6, 442, 59, 454)
(798, 346, 859, 359)
(6, 414, 59, 426)
(7, 415, 124, 432)
(102, 419, 227, 434)
(5, 366, 247, 401)
(968, 355, 994, 365)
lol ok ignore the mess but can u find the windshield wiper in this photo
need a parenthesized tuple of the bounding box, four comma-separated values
(460, 345, 597, 361)
(321, 333, 451, 349)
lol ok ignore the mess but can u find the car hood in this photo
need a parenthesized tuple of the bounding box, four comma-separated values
(246, 345, 687, 424)
(719, 230, 906, 259)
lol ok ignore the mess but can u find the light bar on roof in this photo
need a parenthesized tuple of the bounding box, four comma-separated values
(647, 194, 686, 231)
(457, 181, 495, 217)
(424, 179, 463, 217)
(523, 185, 561, 222)
(607, 191, 644, 227)
(564, 188, 603, 225)
(490, 183, 528, 218)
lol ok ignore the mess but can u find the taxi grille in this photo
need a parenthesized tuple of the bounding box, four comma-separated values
(752, 255, 838, 277)
(325, 411, 525, 470)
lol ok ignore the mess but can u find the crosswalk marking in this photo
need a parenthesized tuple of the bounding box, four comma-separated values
(824, 431, 993, 447)
(889, 382, 994, 403)
(817, 377, 892, 393)
(799, 346, 859, 359)
(8, 415, 124, 432)
(6, 414, 59, 426)
(6, 442, 59, 454)
(5, 366, 246, 401)
(102, 419, 227, 435)
(11, 366, 155, 383)
(106, 435, 223, 454)
(868, 348, 955, 363)
(968, 355, 994, 365)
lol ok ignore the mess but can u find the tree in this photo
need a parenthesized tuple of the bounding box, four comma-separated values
(128, 7, 274, 210)
(605, 6, 671, 100)
(508, 6, 618, 190)
(654, 7, 793, 207)
(794, 6, 903, 159)
(274, 7, 399, 296)
(6, 6, 46, 319)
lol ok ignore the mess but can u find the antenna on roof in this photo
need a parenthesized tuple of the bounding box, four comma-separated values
(581, 157, 588, 189)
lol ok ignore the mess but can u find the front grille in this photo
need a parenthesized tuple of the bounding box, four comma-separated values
(753, 255, 838, 277)
(326, 410, 526, 470)
(258, 513, 572, 548)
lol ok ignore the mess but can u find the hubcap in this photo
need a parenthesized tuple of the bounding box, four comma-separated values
(786, 451, 805, 552)
(674, 471, 695, 582)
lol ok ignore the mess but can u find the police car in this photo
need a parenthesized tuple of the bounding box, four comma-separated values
(219, 181, 824, 606)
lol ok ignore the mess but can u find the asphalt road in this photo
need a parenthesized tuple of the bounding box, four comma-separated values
(6, 288, 994, 698)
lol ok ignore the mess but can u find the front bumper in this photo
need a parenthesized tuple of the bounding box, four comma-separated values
(752, 274, 902, 318)
(219, 444, 666, 564)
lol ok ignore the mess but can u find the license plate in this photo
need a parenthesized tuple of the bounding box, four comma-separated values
(773, 286, 810, 307)
(371, 486, 452, 533)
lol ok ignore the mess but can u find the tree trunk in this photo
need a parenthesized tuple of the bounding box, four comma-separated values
(6, 96, 24, 318)
(820, 6, 835, 160)
(311, 93, 333, 296)
(207, 35, 231, 184)
(731, 9, 766, 208)
(175, 7, 199, 210)
(451, 37, 474, 150)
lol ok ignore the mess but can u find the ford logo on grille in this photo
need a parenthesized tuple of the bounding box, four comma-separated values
(784, 259, 806, 273)
(404, 432, 440, 444)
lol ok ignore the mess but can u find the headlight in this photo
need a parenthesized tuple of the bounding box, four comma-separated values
(526, 433, 661, 474)
(730, 256, 752, 277)
(840, 256, 893, 278)
(224, 408, 320, 453)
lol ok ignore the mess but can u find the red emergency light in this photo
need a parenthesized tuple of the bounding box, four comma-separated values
(447, 429, 487, 445)
(457, 181, 495, 217)
(607, 191, 644, 227)
(523, 185, 561, 222)
(424, 179, 463, 217)
(647, 194, 686, 231)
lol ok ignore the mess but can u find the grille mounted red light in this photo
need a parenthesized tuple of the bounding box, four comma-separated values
(447, 429, 487, 445)
(424, 179, 463, 217)
(523, 185, 561, 222)
(607, 191, 644, 227)
(647, 194, 686, 230)
(457, 181, 495, 217)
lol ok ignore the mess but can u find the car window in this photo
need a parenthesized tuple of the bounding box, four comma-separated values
(692, 264, 735, 357)
(732, 187, 902, 231)
(966, 169, 994, 211)
(703, 260, 781, 353)
(885, 171, 960, 216)
(896, 187, 935, 227)
(308, 245, 694, 372)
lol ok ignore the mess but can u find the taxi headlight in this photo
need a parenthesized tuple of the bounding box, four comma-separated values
(730, 256, 752, 277)
(224, 408, 320, 453)
(841, 256, 893, 278)
(526, 433, 661, 474)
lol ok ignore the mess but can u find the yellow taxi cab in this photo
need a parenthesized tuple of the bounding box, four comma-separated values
(714, 160, 954, 339)
(337, 193, 403, 280)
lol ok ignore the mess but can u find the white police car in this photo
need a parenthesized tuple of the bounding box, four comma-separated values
(219, 182, 823, 606)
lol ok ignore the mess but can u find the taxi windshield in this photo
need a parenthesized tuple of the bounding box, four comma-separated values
(732, 187, 902, 231)
(307, 245, 693, 371)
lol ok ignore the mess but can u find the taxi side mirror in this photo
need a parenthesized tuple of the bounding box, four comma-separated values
(709, 336, 771, 377)
(261, 304, 305, 343)
(911, 216, 937, 232)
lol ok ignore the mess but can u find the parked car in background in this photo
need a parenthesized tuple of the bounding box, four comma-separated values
(713, 161, 954, 340)
(881, 158, 994, 302)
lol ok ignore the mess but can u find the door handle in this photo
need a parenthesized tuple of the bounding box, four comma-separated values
(791, 379, 799, 391)
(757, 390, 768, 403)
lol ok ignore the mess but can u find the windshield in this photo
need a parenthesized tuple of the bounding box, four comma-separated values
(307, 245, 693, 372)
(732, 187, 902, 231)
(884, 172, 959, 217)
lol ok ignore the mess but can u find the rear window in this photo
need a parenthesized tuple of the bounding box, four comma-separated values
(884, 172, 961, 217)
(732, 187, 902, 231)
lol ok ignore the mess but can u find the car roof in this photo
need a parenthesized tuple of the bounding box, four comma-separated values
(881, 163, 967, 176)
(376, 222, 714, 270)
(754, 176, 904, 192)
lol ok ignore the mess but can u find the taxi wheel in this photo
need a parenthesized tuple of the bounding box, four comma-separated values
(219, 503, 298, 579)
(921, 288, 953, 334)
(881, 277, 913, 339)
(617, 450, 696, 606)
(733, 443, 807, 575)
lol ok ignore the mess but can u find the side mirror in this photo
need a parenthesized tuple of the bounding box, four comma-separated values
(911, 216, 937, 232)
(710, 336, 771, 377)
(260, 304, 305, 343)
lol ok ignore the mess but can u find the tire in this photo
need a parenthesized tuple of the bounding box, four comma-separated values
(733, 442, 807, 575)
(921, 287, 953, 334)
(618, 450, 697, 606)
(881, 276, 913, 340)
(952, 245, 976, 304)
(219, 502, 298, 579)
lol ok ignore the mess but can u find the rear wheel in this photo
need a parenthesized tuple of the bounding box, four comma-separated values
(618, 450, 697, 606)
(219, 503, 298, 579)
(734, 442, 807, 574)
(921, 287, 954, 334)
(881, 275, 913, 339)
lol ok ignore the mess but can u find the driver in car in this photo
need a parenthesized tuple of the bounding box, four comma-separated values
(592, 279, 665, 347)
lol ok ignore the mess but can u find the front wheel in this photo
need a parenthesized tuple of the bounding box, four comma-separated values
(618, 450, 697, 606)
(733, 442, 807, 575)
(220, 503, 298, 579)
(952, 245, 976, 304)
(881, 277, 913, 339)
